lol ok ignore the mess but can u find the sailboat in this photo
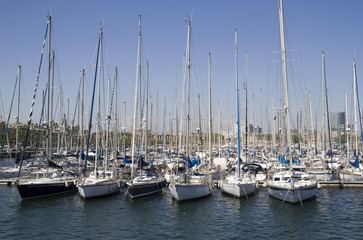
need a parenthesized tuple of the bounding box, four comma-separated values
(267, 0, 318, 204)
(0, 66, 32, 179)
(338, 59, 363, 181)
(77, 24, 121, 199)
(169, 18, 213, 202)
(17, 15, 78, 199)
(126, 16, 166, 199)
(307, 51, 337, 181)
(220, 29, 256, 198)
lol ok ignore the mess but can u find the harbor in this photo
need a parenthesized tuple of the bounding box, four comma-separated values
(1, 0, 363, 239)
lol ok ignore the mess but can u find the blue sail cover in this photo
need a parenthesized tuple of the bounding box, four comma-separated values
(349, 156, 359, 168)
(279, 155, 289, 164)
(185, 157, 201, 168)
(123, 158, 131, 164)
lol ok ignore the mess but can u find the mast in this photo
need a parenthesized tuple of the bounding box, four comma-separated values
(161, 97, 166, 160)
(208, 52, 213, 169)
(114, 67, 118, 172)
(353, 59, 363, 155)
(322, 53, 326, 154)
(175, 87, 179, 156)
(218, 102, 221, 158)
(179, 54, 187, 153)
(81, 68, 85, 151)
(235, 29, 241, 177)
(345, 91, 349, 159)
(145, 59, 149, 161)
(322, 51, 332, 164)
(50, 51, 55, 158)
(16, 65, 21, 159)
(95, 24, 103, 176)
(245, 52, 249, 162)
(46, 14, 51, 173)
(197, 94, 201, 156)
(272, 91, 276, 157)
(131, 16, 141, 179)
(309, 96, 315, 155)
(186, 18, 191, 159)
(279, 0, 292, 167)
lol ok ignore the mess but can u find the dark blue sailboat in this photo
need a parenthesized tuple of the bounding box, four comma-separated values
(17, 15, 77, 199)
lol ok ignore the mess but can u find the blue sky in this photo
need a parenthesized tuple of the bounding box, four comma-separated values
(0, 0, 362, 132)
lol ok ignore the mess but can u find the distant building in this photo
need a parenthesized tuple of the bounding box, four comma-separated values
(330, 112, 345, 131)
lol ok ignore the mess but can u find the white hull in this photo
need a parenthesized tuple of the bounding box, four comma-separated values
(308, 170, 337, 181)
(268, 183, 318, 203)
(221, 182, 256, 198)
(338, 173, 363, 181)
(78, 180, 120, 199)
(169, 183, 212, 201)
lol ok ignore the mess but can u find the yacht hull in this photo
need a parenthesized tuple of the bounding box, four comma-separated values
(221, 182, 256, 198)
(77, 180, 120, 199)
(127, 179, 166, 198)
(338, 173, 363, 181)
(17, 181, 77, 199)
(169, 183, 212, 201)
(268, 183, 318, 203)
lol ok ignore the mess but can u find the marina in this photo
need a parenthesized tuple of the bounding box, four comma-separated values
(1, 0, 363, 239)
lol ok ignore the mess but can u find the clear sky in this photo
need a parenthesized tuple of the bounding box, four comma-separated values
(1, 0, 363, 132)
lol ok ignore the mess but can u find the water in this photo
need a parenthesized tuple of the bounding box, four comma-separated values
(0, 186, 362, 240)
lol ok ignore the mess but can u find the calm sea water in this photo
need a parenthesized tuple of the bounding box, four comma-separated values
(0, 184, 362, 240)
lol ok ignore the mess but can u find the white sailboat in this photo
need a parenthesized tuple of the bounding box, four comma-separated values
(169, 18, 212, 202)
(220, 29, 256, 198)
(267, 0, 318, 204)
(307, 51, 337, 181)
(77, 25, 120, 199)
(338, 59, 363, 181)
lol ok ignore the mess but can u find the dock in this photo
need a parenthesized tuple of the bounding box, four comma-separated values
(319, 180, 363, 188)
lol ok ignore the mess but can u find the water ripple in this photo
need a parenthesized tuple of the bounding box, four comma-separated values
(0, 186, 362, 239)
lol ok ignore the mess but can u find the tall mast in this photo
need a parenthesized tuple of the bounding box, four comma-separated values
(235, 29, 241, 176)
(81, 68, 85, 150)
(186, 18, 191, 159)
(46, 14, 51, 173)
(208, 52, 213, 169)
(16, 65, 21, 158)
(145, 59, 149, 161)
(95, 24, 103, 175)
(175, 87, 179, 156)
(50, 50, 55, 156)
(179, 54, 187, 153)
(245, 52, 249, 162)
(218, 102, 222, 158)
(345, 91, 349, 159)
(131, 16, 141, 179)
(322, 51, 332, 161)
(353, 59, 359, 155)
(198, 94, 201, 156)
(114, 67, 118, 170)
(353, 59, 363, 155)
(279, 0, 292, 166)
